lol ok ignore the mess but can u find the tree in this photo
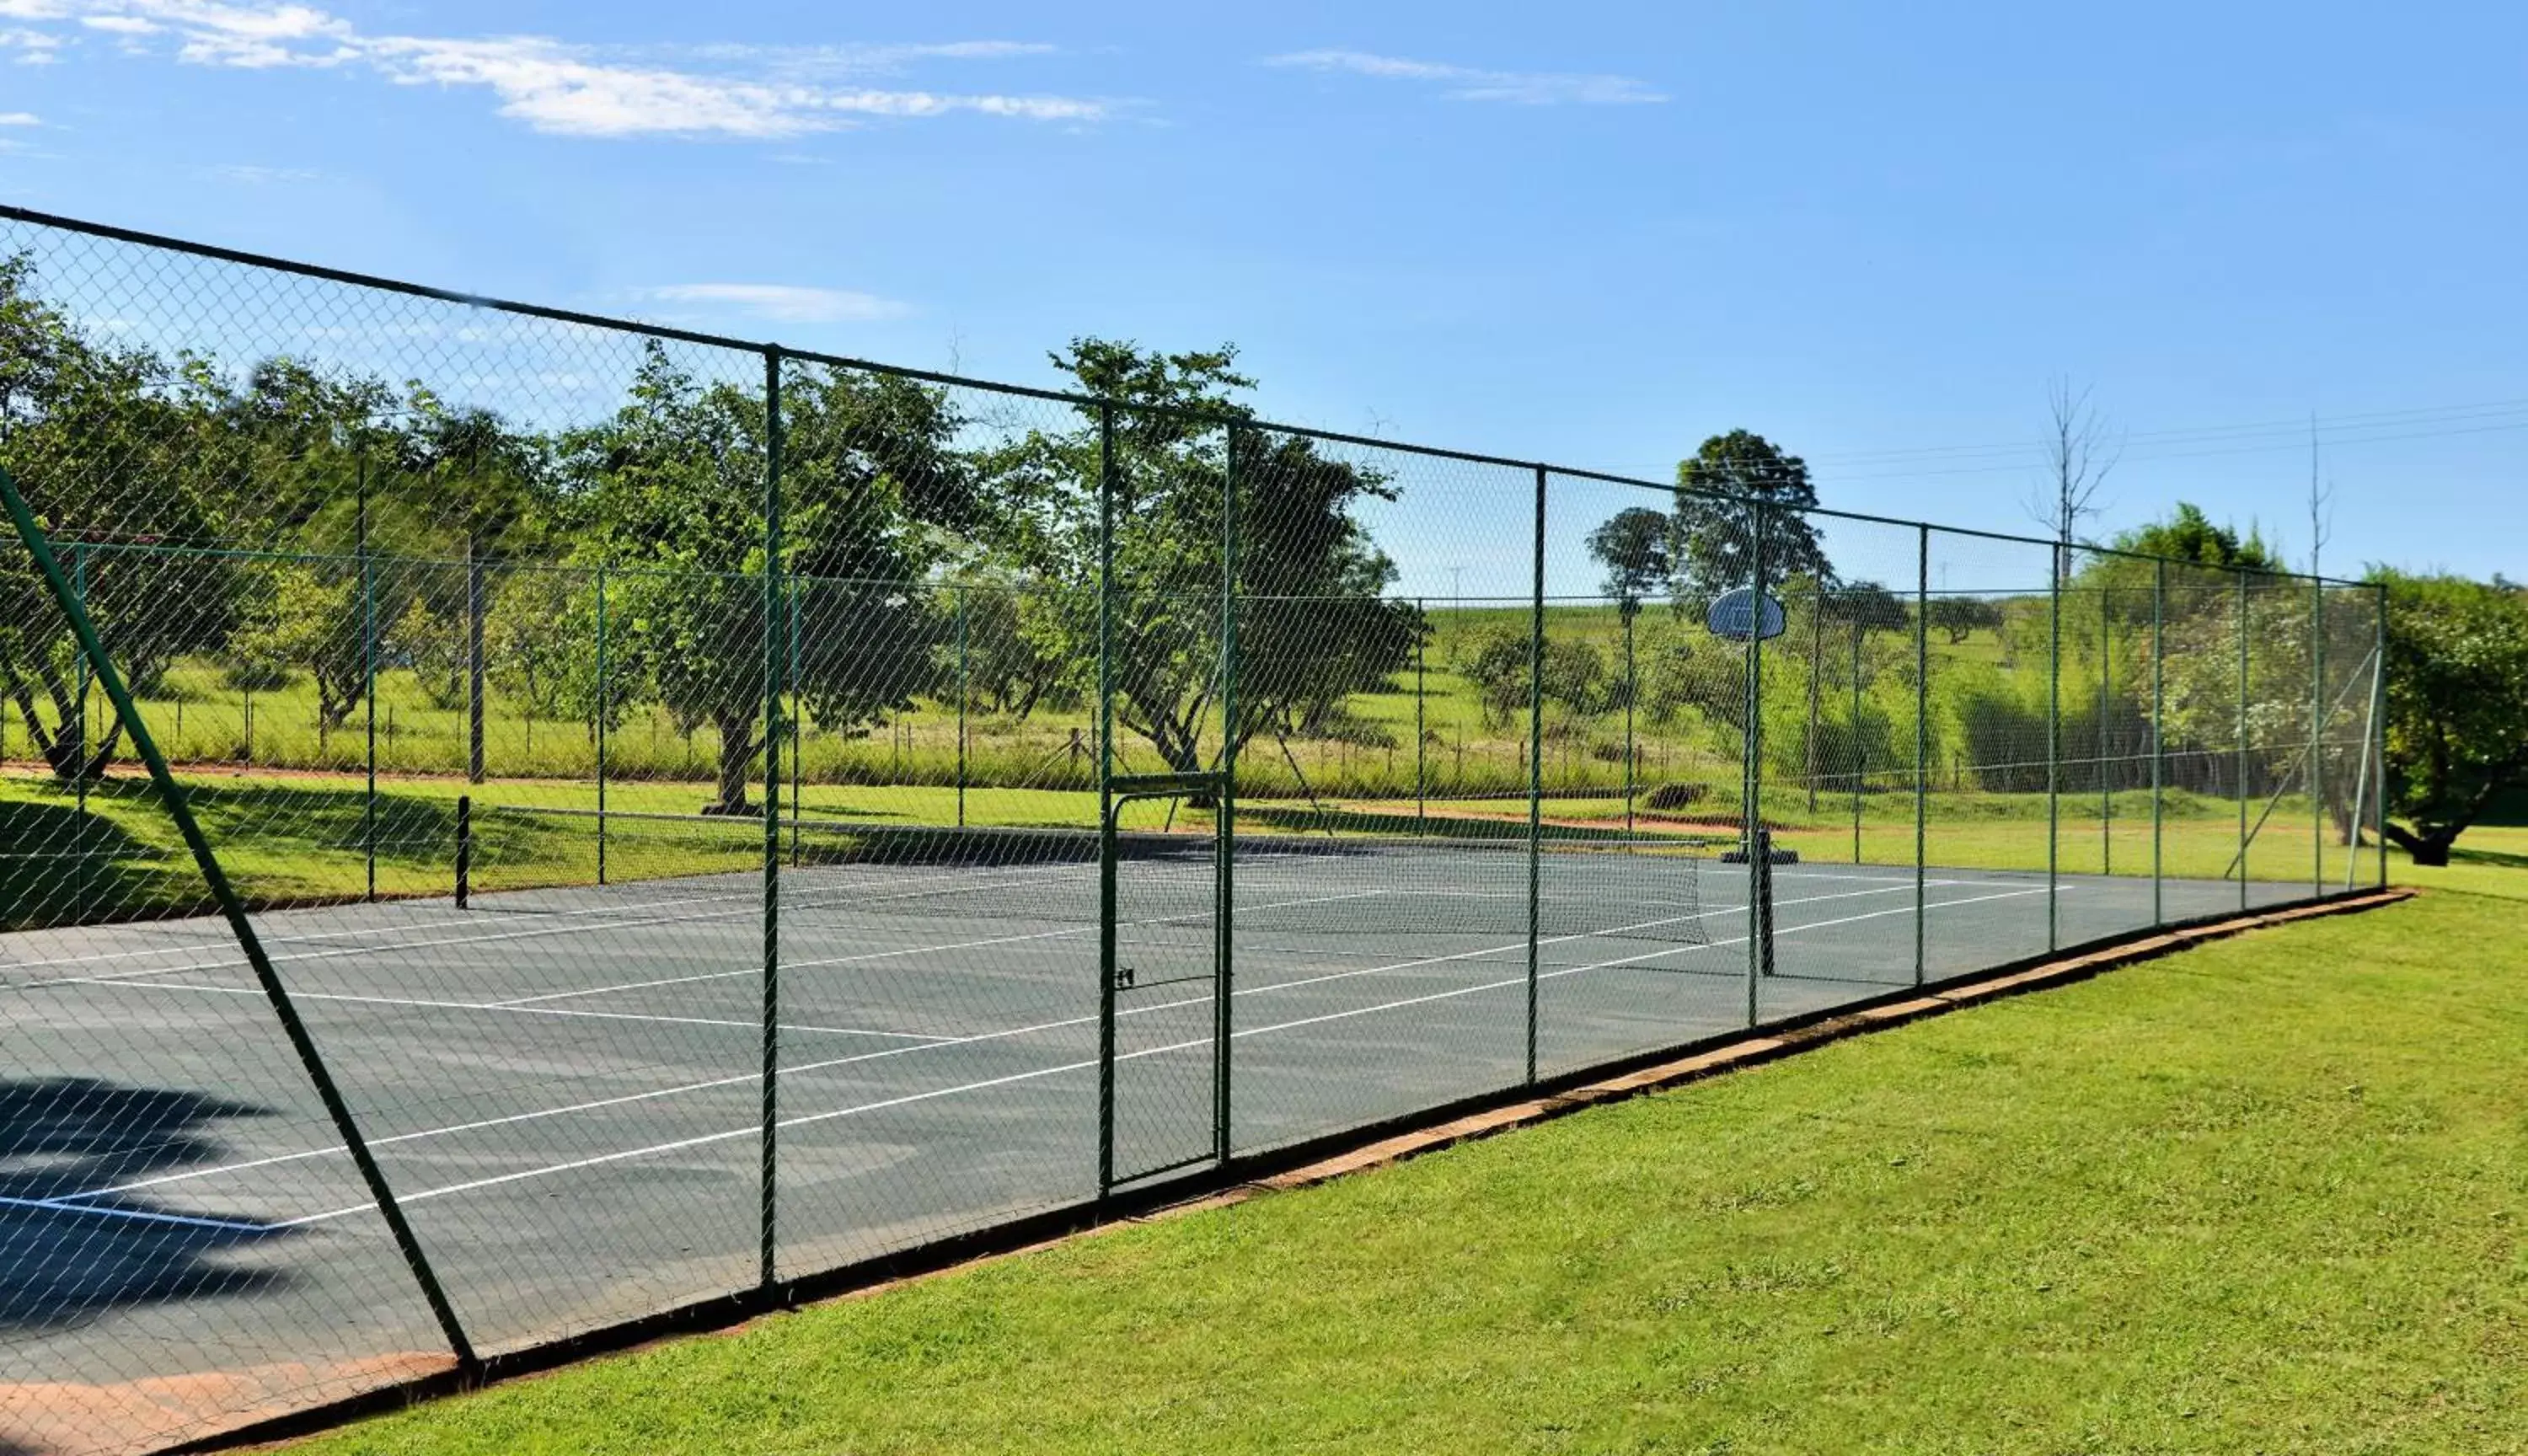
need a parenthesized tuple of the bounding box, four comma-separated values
(2375, 570, 2528, 867)
(1586, 506, 1672, 624)
(560, 345, 971, 814)
(1670, 431, 1834, 606)
(2029, 377, 2119, 584)
(983, 340, 1418, 785)
(1926, 596, 2005, 644)
(2108, 503, 2281, 573)
(0, 254, 247, 780)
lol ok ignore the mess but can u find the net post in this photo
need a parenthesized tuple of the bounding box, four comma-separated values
(1096, 401, 1117, 1195)
(595, 562, 608, 886)
(1525, 463, 1545, 1083)
(2236, 568, 2250, 911)
(1215, 421, 1239, 1161)
(1913, 524, 1927, 986)
(0, 463, 479, 1373)
(2048, 549, 2060, 951)
(1744, 497, 1766, 1025)
(360, 447, 377, 903)
(2152, 557, 2166, 924)
(758, 344, 784, 1291)
(467, 535, 485, 785)
(455, 793, 469, 908)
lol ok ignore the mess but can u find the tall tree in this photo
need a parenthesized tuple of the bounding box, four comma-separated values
(560, 345, 972, 814)
(1670, 430, 1834, 605)
(983, 340, 1417, 784)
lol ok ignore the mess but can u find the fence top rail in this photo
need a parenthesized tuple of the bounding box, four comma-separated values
(0, 201, 2371, 594)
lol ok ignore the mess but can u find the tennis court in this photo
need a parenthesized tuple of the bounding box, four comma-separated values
(6, 828, 2258, 1406)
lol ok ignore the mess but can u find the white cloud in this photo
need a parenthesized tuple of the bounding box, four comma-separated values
(0, 24, 62, 59)
(644, 282, 911, 324)
(0, 110, 36, 122)
(1266, 48, 1663, 106)
(0, 4, 1106, 135)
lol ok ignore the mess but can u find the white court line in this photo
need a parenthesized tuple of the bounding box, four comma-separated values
(262, 883, 2051, 1228)
(0, 857, 1111, 984)
(51, 876, 1973, 1207)
(490, 886, 1406, 1006)
(62, 979, 950, 1042)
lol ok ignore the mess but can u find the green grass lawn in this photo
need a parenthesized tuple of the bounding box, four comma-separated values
(292, 885, 2528, 1455)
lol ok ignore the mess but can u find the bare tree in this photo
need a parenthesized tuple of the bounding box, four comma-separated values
(2308, 412, 2334, 577)
(2027, 377, 2121, 582)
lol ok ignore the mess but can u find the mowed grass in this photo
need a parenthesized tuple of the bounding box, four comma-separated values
(296, 886, 2528, 1455)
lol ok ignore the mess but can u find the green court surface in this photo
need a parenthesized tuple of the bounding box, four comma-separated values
(281, 881, 2527, 1456)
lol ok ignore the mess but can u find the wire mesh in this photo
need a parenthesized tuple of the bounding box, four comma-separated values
(0, 204, 2385, 1456)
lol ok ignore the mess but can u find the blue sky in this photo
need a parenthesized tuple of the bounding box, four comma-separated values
(0, 0, 2521, 590)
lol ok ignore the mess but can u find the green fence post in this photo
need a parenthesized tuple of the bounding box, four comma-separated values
(1850, 611, 1862, 864)
(1626, 608, 1639, 836)
(1216, 422, 1239, 1160)
(360, 450, 378, 904)
(2152, 558, 2165, 924)
(954, 582, 968, 831)
(2311, 575, 2324, 897)
(2237, 569, 2250, 911)
(467, 538, 485, 785)
(1525, 464, 1546, 1083)
(759, 345, 784, 1290)
(72, 540, 88, 923)
(0, 463, 479, 1371)
(595, 563, 608, 886)
(2048, 554, 2060, 951)
(1416, 596, 1427, 827)
(789, 577, 801, 867)
(2101, 582, 2112, 877)
(1744, 499, 1766, 1025)
(1914, 525, 1928, 985)
(2372, 582, 2389, 890)
(1095, 402, 1117, 1194)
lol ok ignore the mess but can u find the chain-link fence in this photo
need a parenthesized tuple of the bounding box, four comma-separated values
(0, 205, 2389, 1456)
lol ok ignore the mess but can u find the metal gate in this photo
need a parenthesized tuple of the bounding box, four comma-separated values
(1097, 774, 1229, 1191)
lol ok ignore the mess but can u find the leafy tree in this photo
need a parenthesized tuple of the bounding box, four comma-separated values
(1461, 625, 1533, 728)
(1586, 506, 1672, 623)
(946, 576, 1075, 720)
(2375, 570, 2528, 866)
(1825, 580, 1909, 632)
(983, 340, 1417, 784)
(1459, 626, 1604, 723)
(2110, 502, 2282, 571)
(0, 254, 245, 779)
(1670, 431, 1834, 605)
(1927, 596, 2006, 644)
(226, 561, 367, 736)
(560, 345, 969, 814)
